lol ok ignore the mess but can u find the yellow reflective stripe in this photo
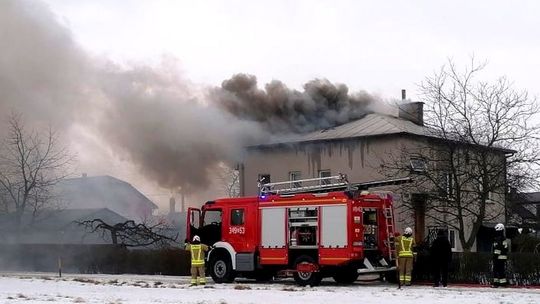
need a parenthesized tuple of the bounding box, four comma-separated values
(498, 255, 507, 260)
(494, 249, 501, 254)
(399, 237, 414, 257)
(190, 245, 205, 265)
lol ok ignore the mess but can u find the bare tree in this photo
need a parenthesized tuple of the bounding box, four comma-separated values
(217, 163, 240, 198)
(0, 113, 73, 231)
(77, 218, 178, 247)
(381, 58, 540, 251)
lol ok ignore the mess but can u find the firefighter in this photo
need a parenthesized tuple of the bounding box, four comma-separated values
(185, 235, 209, 286)
(430, 229, 452, 287)
(396, 227, 416, 286)
(492, 223, 509, 287)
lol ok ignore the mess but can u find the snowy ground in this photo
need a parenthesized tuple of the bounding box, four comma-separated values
(0, 272, 538, 304)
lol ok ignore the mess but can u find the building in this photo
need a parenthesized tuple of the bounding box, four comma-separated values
(57, 175, 158, 221)
(240, 102, 511, 252)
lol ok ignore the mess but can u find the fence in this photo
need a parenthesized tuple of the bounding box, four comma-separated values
(0, 244, 191, 275)
(413, 251, 540, 286)
(1, 244, 539, 285)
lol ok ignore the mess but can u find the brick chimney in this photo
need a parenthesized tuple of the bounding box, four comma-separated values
(169, 196, 176, 214)
(398, 102, 424, 126)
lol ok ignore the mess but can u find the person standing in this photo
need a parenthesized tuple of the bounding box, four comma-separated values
(185, 235, 209, 286)
(492, 223, 509, 287)
(430, 229, 452, 287)
(396, 227, 416, 286)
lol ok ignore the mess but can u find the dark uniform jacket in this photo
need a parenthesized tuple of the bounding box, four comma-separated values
(492, 238, 509, 260)
(430, 235, 452, 263)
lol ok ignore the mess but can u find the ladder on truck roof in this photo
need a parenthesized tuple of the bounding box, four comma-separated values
(258, 174, 411, 196)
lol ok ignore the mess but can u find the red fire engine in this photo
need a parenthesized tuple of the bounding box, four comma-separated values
(186, 174, 409, 286)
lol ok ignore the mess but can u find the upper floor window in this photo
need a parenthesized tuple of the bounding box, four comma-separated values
(318, 170, 331, 185)
(479, 176, 495, 203)
(440, 172, 454, 199)
(410, 157, 427, 173)
(289, 171, 302, 188)
(258, 174, 271, 185)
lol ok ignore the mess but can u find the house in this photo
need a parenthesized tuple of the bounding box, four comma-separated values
(57, 175, 158, 221)
(240, 102, 511, 252)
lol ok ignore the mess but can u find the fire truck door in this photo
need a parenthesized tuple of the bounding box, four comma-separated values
(186, 207, 201, 242)
(225, 207, 251, 252)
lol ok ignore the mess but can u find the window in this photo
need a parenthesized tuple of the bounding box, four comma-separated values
(410, 158, 427, 173)
(318, 170, 331, 185)
(258, 174, 271, 185)
(479, 176, 494, 203)
(230, 209, 244, 226)
(203, 210, 222, 225)
(440, 172, 454, 198)
(428, 228, 456, 251)
(289, 171, 302, 188)
(448, 229, 457, 250)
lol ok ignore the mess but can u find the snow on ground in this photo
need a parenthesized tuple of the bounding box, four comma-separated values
(0, 272, 538, 304)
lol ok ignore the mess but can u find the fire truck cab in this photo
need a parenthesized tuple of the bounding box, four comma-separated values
(186, 175, 407, 286)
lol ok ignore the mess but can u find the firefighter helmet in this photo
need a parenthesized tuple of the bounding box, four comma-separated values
(404, 227, 413, 235)
(192, 235, 201, 242)
(494, 223, 505, 231)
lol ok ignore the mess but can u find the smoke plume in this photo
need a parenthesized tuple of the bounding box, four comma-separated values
(214, 74, 377, 133)
(0, 0, 381, 193)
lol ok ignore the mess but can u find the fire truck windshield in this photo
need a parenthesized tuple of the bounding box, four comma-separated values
(199, 209, 222, 245)
(203, 210, 222, 225)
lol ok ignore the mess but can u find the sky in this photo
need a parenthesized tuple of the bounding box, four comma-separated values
(4, 0, 540, 211)
(43, 0, 540, 99)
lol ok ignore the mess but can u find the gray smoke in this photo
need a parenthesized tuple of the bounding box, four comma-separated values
(0, 0, 381, 193)
(97, 63, 262, 191)
(0, 0, 92, 128)
(214, 74, 378, 133)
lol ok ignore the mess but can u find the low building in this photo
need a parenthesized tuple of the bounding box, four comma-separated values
(57, 175, 158, 221)
(509, 192, 540, 236)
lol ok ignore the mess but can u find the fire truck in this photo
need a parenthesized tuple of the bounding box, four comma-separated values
(186, 174, 409, 286)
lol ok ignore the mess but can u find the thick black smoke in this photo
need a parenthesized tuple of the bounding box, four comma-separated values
(0, 0, 383, 193)
(214, 74, 377, 133)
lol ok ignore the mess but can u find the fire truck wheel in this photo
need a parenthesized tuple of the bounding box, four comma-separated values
(293, 255, 322, 287)
(209, 253, 236, 283)
(332, 267, 359, 284)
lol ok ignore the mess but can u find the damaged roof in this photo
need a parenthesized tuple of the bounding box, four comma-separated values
(253, 113, 514, 153)
(285, 113, 428, 142)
